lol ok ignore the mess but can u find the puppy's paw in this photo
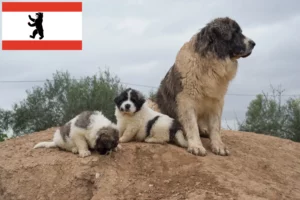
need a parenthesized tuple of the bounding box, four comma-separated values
(113, 144, 122, 152)
(187, 142, 207, 156)
(71, 147, 78, 154)
(79, 150, 91, 158)
(119, 137, 128, 143)
(211, 141, 230, 156)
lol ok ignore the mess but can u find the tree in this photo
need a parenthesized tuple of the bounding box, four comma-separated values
(0, 108, 13, 135)
(7, 68, 126, 136)
(148, 89, 157, 100)
(0, 133, 7, 142)
(285, 98, 300, 141)
(238, 85, 300, 142)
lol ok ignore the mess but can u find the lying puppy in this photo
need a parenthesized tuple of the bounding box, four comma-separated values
(33, 110, 119, 157)
(114, 88, 188, 148)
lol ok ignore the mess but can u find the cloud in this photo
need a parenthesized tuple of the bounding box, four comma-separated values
(115, 17, 153, 35)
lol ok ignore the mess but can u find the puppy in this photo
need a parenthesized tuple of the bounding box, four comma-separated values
(33, 110, 120, 157)
(114, 88, 188, 148)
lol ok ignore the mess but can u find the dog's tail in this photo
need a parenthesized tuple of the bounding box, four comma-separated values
(33, 141, 56, 149)
(169, 119, 188, 148)
(174, 130, 188, 148)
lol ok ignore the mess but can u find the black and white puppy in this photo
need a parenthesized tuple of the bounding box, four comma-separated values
(114, 88, 188, 148)
(33, 111, 120, 157)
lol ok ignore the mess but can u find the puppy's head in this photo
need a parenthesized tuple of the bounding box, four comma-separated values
(114, 88, 146, 115)
(195, 17, 255, 59)
(95, 126, 119, 155)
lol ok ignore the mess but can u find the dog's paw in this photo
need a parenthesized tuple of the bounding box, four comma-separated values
(71, 147, 78, 154)
(211, 141, 230, 156)
(79, 150, 91, 158)
(113, 144, 122, 152)
(119, 137, 128, 143)
(187, 143, 207, 156)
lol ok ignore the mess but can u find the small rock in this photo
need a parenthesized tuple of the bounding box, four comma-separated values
(80, 159, 90, 165)
(95, 173, 100, 179)
(149, 184, 153, 187)
(163, 180, 170, 184)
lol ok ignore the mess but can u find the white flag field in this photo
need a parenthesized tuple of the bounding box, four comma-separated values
(2, 2, 82, 50)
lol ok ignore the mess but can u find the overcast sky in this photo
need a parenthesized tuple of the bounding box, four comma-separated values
(1, 0, 300, 130)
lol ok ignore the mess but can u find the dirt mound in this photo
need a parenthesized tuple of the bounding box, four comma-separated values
(0, 128, 300, 200)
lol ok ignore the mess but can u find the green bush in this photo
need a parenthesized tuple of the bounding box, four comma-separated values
(238, 86, 300, 142)
(1, 68, 125, 136)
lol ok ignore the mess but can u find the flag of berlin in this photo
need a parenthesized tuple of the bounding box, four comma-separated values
(2, 2, 82, 50)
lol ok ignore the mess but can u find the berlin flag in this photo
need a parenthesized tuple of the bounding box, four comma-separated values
(2, 2, 82, 50)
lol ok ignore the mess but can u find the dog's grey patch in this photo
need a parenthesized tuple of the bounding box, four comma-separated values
(75, 111, 94, 129)
(60, 122, 71, 142)
(155, 64, 183, 121)
(146, 115, 160, 138)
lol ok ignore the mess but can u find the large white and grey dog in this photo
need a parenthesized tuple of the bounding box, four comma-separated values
(33, 110, 120, 157)
(114, 88, 188, 148)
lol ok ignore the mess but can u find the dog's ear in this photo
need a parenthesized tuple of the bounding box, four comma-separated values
(210, 18, 234, 41)
(114, 95, 120, 105)
(136, 90, 146, 104)
(195, 26, 212, 54)
(134, 89, 144, 100)
(211, 25, 232, 41)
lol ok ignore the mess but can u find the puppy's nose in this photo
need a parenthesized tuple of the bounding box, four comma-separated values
(249, 40, 256, 47)
(125, 104, 130, 110)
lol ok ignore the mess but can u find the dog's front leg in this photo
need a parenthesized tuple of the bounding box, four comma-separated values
(119, 126, 137, 143)
(178, 103, 206, 156)
(73, 135, 91, 157)
(208, 110, 230, 156)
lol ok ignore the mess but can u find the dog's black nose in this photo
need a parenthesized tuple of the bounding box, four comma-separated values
(249, 40, 256, 47)
(125, 104, 130, 110)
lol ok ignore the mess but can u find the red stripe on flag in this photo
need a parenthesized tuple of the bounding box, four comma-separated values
(2, 2, 82, 12)
(2, 40, 82, 50)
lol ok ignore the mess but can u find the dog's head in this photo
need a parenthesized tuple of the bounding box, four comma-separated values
(35, 12, 43, 19)
(114, 88, 146, 114)
(95, 126, 119, 155)
(195, 17, 255, 59)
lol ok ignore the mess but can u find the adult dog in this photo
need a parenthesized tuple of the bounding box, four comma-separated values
(114, 88, 188, 148)
(148, 17, 256, 156)
(33, 111, 120, 157)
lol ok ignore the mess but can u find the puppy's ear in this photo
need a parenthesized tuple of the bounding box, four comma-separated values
(137, 90, 146, 102)
(114, 95, 120, 105)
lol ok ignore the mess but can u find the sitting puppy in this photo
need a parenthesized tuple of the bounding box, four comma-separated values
(33, 110, 119, 157)
(114, 88, 188, 148)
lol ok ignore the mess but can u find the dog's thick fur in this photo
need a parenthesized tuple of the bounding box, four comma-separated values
(114, 88, 188, 148)
(33, 111, 120, 157)
(150, 17, 256, 156)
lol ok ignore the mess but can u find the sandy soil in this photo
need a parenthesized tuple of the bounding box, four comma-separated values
(0, 128, 299, 200)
